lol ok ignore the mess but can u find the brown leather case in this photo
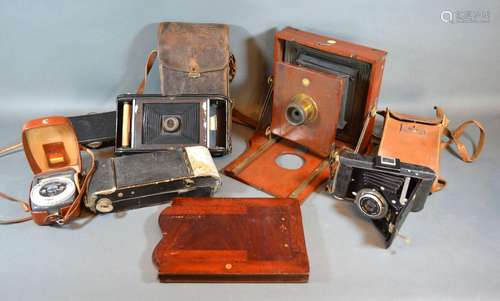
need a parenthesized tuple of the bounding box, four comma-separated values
(378, 109, 447, 177)
(153, 197, 309, 282)
(22, 117, 82, 225)
(377, 107, 485, 192)
(225, 27, 386, 203)
(157, 22, 233, 96)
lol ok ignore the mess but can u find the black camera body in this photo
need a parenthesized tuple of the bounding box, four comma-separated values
(329, 151, 435, 247)
(115, 94, 231, 156)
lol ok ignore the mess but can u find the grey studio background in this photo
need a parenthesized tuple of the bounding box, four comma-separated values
(1, 0, 499, 300)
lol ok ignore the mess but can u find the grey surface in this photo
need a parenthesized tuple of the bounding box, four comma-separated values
(0, 0, 499, 300)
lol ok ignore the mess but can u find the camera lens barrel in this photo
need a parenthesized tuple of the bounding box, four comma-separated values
(162, 116, 181, 132)
(285, 93, 318, 126)
(354, 188, 388, 219)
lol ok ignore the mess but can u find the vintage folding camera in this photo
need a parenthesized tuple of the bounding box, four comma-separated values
(115, 94, 231, 156)
(69, 111, 116, 149)
(329, 151, 436, 247)
(22, 116, 91, 225)
(225, 27, 386, 202)
(85, 146, 221, 213)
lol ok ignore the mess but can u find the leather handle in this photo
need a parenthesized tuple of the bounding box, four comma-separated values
(442, 119, 486, 163)
(136, 49, 158, 94)
(431, 178, 447, 193)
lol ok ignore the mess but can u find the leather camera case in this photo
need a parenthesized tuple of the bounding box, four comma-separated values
(377, 108, 447, 192)
(22, 116, 83, 225)
(157, 22, 234, 97)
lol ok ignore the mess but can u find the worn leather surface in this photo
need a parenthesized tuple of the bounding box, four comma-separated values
(22, 116, 82, 175)
(157, 22, 230, 96)
(377, 108, 447, 192)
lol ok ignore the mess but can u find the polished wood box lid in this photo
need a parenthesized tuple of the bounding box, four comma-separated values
(153, 197, 309, 283)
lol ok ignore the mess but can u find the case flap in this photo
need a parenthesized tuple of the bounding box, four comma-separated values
(385, 110, 444, 126)
(378, 108, 444, 177)
(22, 116, 81, 174)
(157, 22, 229, 73)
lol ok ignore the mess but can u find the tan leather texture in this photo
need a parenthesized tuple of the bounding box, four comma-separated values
(157, 22, 230, 96)
(22, 116, 82, 175)
(377, 107, 486, 192)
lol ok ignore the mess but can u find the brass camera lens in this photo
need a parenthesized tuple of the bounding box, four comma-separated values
(162, 116, 181, 133)
(285, 93, 318, 126)
(354, 189, 388, 219)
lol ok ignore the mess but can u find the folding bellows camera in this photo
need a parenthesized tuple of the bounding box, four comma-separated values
(329, 151, 436, 247)
(116, 94, 231, 156)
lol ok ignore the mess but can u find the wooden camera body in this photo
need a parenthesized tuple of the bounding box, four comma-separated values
(225, 27, 386, 202)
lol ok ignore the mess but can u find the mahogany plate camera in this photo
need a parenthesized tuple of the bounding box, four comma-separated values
(328, 151, 435, 247)
(116, 94, 231, 156)
(225, 27, 386, 202)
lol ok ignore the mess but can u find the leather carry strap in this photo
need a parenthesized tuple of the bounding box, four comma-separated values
(434, 107, 485, 192)
(434, 106, 485, 162)
(44, 146, 96, 225)
(442, 119, 486, 163)
(0, 143, 32, 224)
(136, 49, 158, 94)
(0, 144, 96, 225)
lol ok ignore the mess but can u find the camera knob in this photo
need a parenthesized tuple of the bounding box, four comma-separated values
(96, 198, 114, 213)
(354, 189, 388, 219)
(285, 93, 318, 126)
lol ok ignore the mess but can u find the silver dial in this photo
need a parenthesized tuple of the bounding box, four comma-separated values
(30, 177, 76, 208)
